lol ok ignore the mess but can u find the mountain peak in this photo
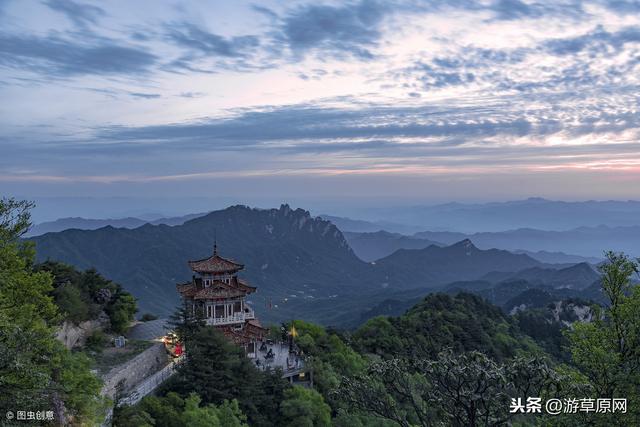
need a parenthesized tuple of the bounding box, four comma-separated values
(452, 238, 476, 249)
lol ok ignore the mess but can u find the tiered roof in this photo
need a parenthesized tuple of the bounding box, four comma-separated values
(176, 278, 256, 300)
(177, 246, 256, 301)
(188, 245, 244, 274)
(219, 321, 266, 345)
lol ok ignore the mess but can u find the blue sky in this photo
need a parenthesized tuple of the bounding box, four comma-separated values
(1, 0, 640, 210)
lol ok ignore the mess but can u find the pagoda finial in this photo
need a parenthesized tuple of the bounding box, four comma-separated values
(213, 229, 218, 256)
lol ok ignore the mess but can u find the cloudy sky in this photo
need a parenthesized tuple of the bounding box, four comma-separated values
(1, 0, 640, 213)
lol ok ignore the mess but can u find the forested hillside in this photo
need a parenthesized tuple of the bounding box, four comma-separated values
(0, 199, 107, 424)
(6, 197, 640, 425)
(31, 205, 373, 318)
(114, 251, 640, 426)
(32, 207, 564, 322)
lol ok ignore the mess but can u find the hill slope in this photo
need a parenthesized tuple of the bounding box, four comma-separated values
(373, 239, 541, 289)
(343, 230, 443, 262)
(32, 205, 372, 317)
(32, 206, 594, 325)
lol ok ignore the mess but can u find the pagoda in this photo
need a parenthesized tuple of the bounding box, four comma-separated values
(176, 243, 266, 355)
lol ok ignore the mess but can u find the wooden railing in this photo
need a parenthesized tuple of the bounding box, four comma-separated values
(205, 309, 255, 326)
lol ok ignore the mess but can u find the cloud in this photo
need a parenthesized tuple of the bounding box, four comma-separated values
(92, 91, 639, 156)
(0, 33, 157, 76)
(166, 23, 259, 57)
(43, 0, 105, 27)
(276, 0, 388, 60)
(491, 0, 539, 20)
(600, 0, 640, 13)
(129, 92, 161, 99)
(545, 26, 640, 56)
(178, 91, 206, 98)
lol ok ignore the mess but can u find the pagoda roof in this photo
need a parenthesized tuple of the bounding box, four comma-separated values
(176, 282, 197, 298)
(193, 281, 246, 300)
(176, 278, 256, 299)
(236, 278, 257, 294)
(219, 322, 267, 345)
(188, 250, 244, 274)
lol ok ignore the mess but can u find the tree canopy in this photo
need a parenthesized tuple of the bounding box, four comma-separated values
(0, 198, 105, 425)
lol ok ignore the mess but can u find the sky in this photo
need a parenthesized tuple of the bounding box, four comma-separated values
(1, 0, 640, 218)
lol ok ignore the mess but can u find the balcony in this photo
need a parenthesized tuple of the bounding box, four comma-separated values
(205, 309, 255, 326)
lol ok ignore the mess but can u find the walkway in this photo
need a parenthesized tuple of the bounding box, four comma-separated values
(117, 357, 183, 407)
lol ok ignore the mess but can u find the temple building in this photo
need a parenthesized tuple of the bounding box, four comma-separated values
(176, 243, 266, 355)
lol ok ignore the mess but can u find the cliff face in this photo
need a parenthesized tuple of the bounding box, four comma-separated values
(56, 312, 110, 349)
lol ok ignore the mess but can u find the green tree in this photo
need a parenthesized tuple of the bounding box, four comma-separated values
(168, 302, 205, 352)
(53, 348, 106, 425)
(54, 282, 89, 323)
(107, 292, 137, 334)
(0, 198, 106, 424)
(0, 198, 60, 412)
(112, 404, 155, 427)
(166, 325, 290, 426)
(567, 251, 640, 423)
(290, 319, 366, 403)
(279, 386, 332, 427)
(337, 350, 576, 427)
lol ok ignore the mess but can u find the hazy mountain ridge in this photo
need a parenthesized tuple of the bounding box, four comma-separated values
(363, 198, 640, 231)
(372, 239, 542, 290)
(25, 212, 208, 237)
(318, 215, 422, 234)
(414, 226, 640, 258)
(343, 230, 444, 262)
(31, 205, 371, 317)
(479, 263, 599, 289)
(343, 230, 602, 265)
(31, 204, 611, 325)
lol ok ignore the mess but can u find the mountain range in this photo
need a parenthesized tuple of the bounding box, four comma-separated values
(341, 230, 603, 264)
(342, 231, 443, 262)
(413, 226, 639, 258)
(351, 198, 640, 232)
(25, 213, 207, 237)
(28, 204, 610, 327)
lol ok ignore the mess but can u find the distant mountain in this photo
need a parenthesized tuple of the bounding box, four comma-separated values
(25, 213, 208, 237)
(512, 250, 601, 265)
(31, 205, 597, 326)
(150, 213, 207, 226)
(318, 215, 421, 234)
(414, 225, 640, 258)
(365, 198, 640, 232)
(480, 263, 599, 290)
(26, 217, 147, 237)
(340, 229, 599, 265)
(31, 205, 373, 318)
(343, 231, 443, 262)
(372, 239, 542, 290)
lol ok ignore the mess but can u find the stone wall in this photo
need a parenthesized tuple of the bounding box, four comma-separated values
(101, 343, 170, 400)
